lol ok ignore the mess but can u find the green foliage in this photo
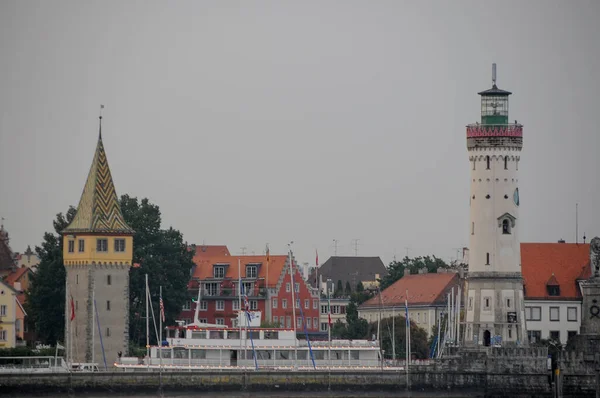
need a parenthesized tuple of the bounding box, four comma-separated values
(344, 281, 352, 296)
(26, 207, 76, 345)
(334, 280, 343, 297)
(380, 256, 452, 290)
(122, 195, 195, 347)
(356, 282, 364, 293)
(367, 316, 429, 359)
(260, 320, 280, 328)
(330, 296, 369, 340)
(0, 346, 56, 357)
(27, 196, 194, 350)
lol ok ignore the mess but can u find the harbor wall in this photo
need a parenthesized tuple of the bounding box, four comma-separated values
(0, 370, 553, 397)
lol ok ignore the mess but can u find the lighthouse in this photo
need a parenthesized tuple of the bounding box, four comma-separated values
(463, 64, 527, 347)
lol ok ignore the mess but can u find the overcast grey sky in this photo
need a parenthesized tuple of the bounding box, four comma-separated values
(1, 0, 599, 266)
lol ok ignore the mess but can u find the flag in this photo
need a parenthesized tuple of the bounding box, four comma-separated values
(328, 311, 332, 327)
(57, 342, 65, 350)
(316, 250, 319, 267)
(266, 245, 270, 263)
(70, 295, 75, 321)
(159, 296, 165, 322)
(243, 285, 250, 312)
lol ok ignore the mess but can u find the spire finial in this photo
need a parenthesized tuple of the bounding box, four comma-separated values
(99, 104, 104, 139)
(492, 63, 497, 86)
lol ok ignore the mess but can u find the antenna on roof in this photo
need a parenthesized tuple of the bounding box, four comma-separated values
(492, 63, 497, 86)
(351, 239, 360, 256)
(99, 104, 104, 139)
(332, 239, 338, 256)
(576, 203, 579, 245)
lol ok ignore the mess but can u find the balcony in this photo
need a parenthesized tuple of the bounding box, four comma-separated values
(466, 123, 523, 149)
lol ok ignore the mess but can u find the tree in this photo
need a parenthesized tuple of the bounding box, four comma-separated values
(380, 256, 451, 290)
(26, 195, 194, 350)
(344, 281, 352, 296)
(122, 195, 195, 347)
(335, 280, 343, 297)
(368, 316, 429, 359)
(26, 207, 76, 345)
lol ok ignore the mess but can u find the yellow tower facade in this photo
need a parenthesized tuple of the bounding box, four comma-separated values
(62, 117, 134, 367)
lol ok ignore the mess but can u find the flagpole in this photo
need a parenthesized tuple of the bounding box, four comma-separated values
(92, 283, 95, 366)
(392, 305, 395, 362)
(238, 258, 243, 362)
(145, 274, 149, 370)
(159, 285, 163, 371)
(405, 289, 409, 378)
(327, 278, 332, 370)
(288, 245, 298, 371)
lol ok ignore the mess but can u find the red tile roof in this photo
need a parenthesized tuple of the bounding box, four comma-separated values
(192, 245, 231, 261)
(4, 266, 29, 287)
(521, 243, 590, 300)
(192, 254, 289, 289)
(361, 272, 460, 308)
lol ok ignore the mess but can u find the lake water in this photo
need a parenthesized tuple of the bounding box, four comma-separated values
(7, 392, 481, 398)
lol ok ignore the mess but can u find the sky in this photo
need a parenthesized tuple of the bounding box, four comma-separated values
(1, 0, 599, 267)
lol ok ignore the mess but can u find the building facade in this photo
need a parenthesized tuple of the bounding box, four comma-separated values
(62, 118, 134, 367)
(359, 272, 462, 339)
(521, 242, 591, 345)
(181, 248, 320, 333)
(0, 280, 19, 348)
(462, 65, 527, 347)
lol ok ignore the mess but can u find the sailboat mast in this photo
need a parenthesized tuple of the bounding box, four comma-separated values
(145, 274, 149, 363)
(92, 283, 95, 365)
(392, 305, 395, 361)
(288, 247, 298, 369)
(238, 258, 243, 361)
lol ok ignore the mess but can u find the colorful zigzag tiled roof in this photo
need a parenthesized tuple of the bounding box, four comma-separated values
(63, 124, 134, 235)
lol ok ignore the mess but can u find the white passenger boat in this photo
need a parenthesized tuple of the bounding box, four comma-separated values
(115, 323, 383, 370)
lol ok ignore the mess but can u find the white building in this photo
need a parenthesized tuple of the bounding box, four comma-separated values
(463, 64, 527, 346)
(521, 242, 591, 345)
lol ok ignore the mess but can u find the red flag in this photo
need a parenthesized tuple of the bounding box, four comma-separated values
(328, 311, 332, 327)
(70, 295, 75, 321)
(316, 250, 318, 267)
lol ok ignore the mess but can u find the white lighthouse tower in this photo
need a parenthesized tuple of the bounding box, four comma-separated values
(463, 64, 527, 347)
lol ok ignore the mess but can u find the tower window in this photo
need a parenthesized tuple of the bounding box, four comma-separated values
(471, 222, 475, 235)
(68, 240, 75, 253)
(107, 275, 112, 285)
(502, 219, 511, 234)
(508, 329, 512, 339)
(114, 239, 126, 252)
(106, 300, 111, 311)
(506, 298, 511, 308)
(96, 239, 108, 252)
(472, 160, 476, 170)
(486, 253, 490, 265)
(78, 239, 85, 252)
(504, 156, 508, 170)
(486, 156, 490, 170)
(76, 274, 79, 284)
(484, 297, 491, 310)
(106, 327, 111, 337)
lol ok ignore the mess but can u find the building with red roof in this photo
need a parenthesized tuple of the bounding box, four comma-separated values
(358, 270, 462, 338)
(521, 242, 591, 345)
(179, 245, 320, 334)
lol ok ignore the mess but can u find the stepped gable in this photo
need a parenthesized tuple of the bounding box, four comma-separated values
(63, 131, 133, 235)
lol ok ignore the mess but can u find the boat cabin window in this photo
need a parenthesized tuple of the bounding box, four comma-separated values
(209, 330, 224, 339)
(296, 351, 308, 360)
(312, 351, 325, 360)
(277, 350, 291, 360)
(264, 331, 279, 339)
(227, 331, 240, 339)
(191, 331, 207, 339)
(178, 329, 185, 338)
(173, 347, 188, 359)
(247, 331, 260, 340)
(191, 349, 206, 359)
(160, 350, 171, 359)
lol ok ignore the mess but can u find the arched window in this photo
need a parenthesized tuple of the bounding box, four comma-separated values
(504, 156, 508, 170)
(486, 156, 490, 170)
(502, 219, 511, 234)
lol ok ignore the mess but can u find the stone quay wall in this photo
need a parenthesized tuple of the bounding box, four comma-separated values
(0, 369, 553, 397)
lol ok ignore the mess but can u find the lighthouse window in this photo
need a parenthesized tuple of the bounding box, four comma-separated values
(504, 156, 508, 170)
(471, 222, 475, 235)
(486, 156, 490, 170)
(486, 253, 490, 265)
(502, 219, 511, 234)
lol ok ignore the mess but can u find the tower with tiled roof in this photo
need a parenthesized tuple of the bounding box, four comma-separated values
(463, 64, 527, 347)
(62, 113, 134, 367)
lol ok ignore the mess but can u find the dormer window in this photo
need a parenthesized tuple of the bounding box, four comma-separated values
(547, 285, 560, 296)
(486, 156, 490, 170)
(546, 273, 560, 296)
(246, 265, 257, 278)
(214, 266, 225, 279)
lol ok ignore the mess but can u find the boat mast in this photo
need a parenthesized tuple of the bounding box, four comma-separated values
(92, 282, 95, 365)
(146, 274, 149, 367)
(392, 304, 395, 362)
(238, 258, 243, 361)
(288, 244, 298, 370)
